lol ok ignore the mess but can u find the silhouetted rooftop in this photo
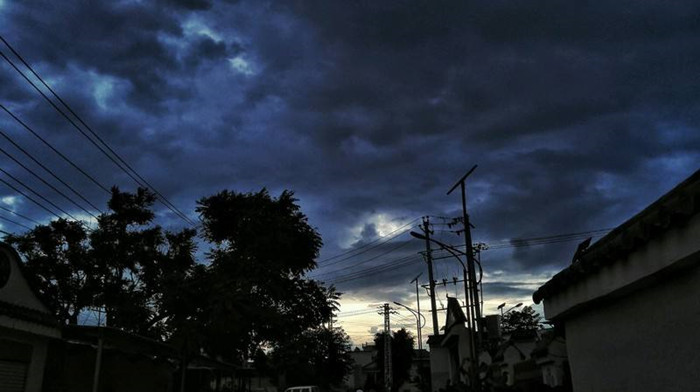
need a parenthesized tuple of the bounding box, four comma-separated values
(533, 169, 700, 304)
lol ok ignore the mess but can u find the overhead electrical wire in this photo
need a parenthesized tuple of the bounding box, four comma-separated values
(0, 128, 103, 213)
(0, 38, 192, 224)
(317, 217, 420, 266)
(0, 214, 32, 230)
(0, 145, 98, 219)
(0, 167, 76, 219)
(0, 38, 194, 226)
(0, 175, 62, 219)
(0, 204, 41, 225)
(0, 37, 195, 226)
(325, 254, 419, 285)
(327, 227, 615, 327)
(336, 309, 380, 317)
(488, 228, 612, 249)
(324, 227, 614, 287)
(428, 228, 612, 261)
(0, 105, 111, 193)
(311, 239, 415, 279)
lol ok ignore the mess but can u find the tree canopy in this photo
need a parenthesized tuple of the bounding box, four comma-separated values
(268, 327, 353, 388)
(374, 328, 416, 392)
(7, 187, 198, 336)
(8, 187, 344, 370)
(8, 218, 94, 325)
(501, 305, 542, 334)
(196, 189, 336, 359)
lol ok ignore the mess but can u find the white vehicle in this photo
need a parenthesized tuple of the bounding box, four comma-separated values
(285, 386, 320, 392)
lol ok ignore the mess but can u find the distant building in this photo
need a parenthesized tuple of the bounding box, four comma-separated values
(483, 328, 571, 391)
(427, 297, 473, 391)
(347, 344, 379, 391)
(346, 343, 429, 392)
(531, 329, 569, 389)
(492, 330, 538, 388)
(534, 169, 700, 391)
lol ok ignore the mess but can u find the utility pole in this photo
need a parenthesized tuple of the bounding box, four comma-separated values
(420, 217, 440, 337)
(379, 303, 397, 392)
(447, 164, 481, 392)
(410, 273, 423, 355)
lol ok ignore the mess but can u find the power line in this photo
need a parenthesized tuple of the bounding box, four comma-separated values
(0, 105, 110, 194)
(317, 217, 420, 266)
(328, 254, 419, 284)
(0, 214, 32, 230)
(0, 175, 62, 219)
(311, 239, 414, 279)
(0, 167, 75, 219)
(0, 128, 103, 213)
(488, 229, 612, 249)
(320, 228, 613, 287)
(0, 37, 195, 226)
(0, 204, 41, 225)
(0, 144, 98, 219)
(326, 255, 419, 285)
(2, 39, 194, 226)
(427, 228, 613, 261)
(336, 309, 380, 318)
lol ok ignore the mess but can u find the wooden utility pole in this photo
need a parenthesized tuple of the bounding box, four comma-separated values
(421, 217, 439, 337)
(411, 274, 423, 354)
(447, 164, 481, 391)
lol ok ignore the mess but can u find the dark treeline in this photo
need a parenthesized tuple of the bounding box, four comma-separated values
(7, 187, 352, 387)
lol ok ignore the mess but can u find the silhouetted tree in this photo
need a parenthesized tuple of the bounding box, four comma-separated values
(501, 306, 542, 334)
(8, 187, 198, 338)
(196, 189, 335, 360)
(89, 187, 166, 332)
(11, 187, 340, 366)
(7, 218, 95, 325)
(270, 327, 353, 388)
(374, 328, 415, 392)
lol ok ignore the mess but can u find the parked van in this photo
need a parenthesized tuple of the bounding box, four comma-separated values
(285, 386, 320, 392)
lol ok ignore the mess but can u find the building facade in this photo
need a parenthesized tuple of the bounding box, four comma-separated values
(0, 243, 60, 392)
(534, 169, 700, 392)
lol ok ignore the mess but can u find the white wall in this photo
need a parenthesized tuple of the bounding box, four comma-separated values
(564, 252, 700, 392)
(544, 213, 700, 320)
(428, 345, 450, 392)
(0, 247, 49, 313)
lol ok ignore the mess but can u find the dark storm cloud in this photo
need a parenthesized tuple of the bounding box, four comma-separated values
(182, 36, 240, 68)
(1, 0, 700, 309)
(482, 282, 536, 299)
(3, 1, 186, 110)
(161, 0, 213, 11)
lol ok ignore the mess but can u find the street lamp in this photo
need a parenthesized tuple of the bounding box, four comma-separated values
(393, 301, 426, 354)
(409, 231, 472, 331)
(498, 302, 523, 317)
(409, 231, 474, 317)
(504, 303, 523, 316)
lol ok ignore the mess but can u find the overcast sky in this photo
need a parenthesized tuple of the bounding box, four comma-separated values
(1, 0, 699, 345)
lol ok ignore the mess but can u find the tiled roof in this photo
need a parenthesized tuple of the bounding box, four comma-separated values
(0, 298, 58, 327)
(533, 169, 700, 304)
